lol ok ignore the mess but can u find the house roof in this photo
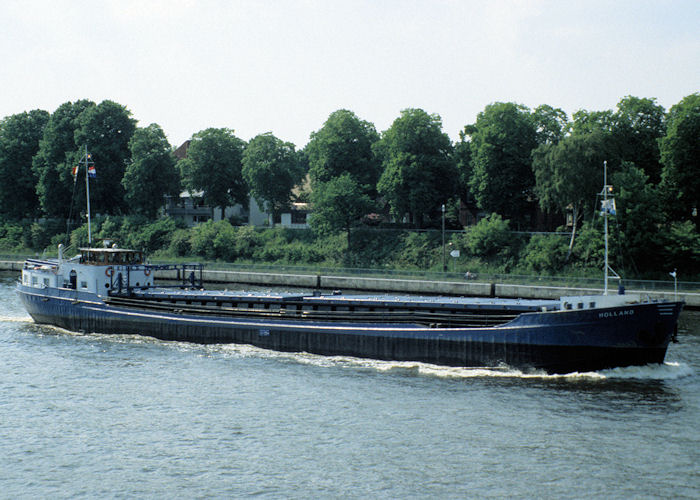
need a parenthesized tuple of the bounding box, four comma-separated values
(174, 140, 191, 160)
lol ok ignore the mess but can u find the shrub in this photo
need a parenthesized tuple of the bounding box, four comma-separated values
(168, 229, 191, 257)
(660, 221, 700, 275)
(234, 225, 262, 259)
(190, 220, 224, 260)
(571, 221, 604, 269)
(0, 222, 25, 251)
(98, 216, 126, 243)
(212, 222, 238, 261)
(521, 234, 569, 273)
(27, 220, 66, 250)
(465, 213, 512, 259)
(132, 217, 180, 253)
(396, 232, 437, 269)
(69, 225, 91, 249)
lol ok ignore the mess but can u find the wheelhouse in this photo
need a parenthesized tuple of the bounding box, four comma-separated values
(79, 248, 144, 266)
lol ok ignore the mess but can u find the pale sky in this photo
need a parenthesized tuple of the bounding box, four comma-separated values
(1, 0, 698, 150)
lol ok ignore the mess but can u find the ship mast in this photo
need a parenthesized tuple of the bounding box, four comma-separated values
(81, 145, 94, 245)
(601, 161, 620, 295)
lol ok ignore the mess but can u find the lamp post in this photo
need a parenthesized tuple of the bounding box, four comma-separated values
(441, 203, 446, 272)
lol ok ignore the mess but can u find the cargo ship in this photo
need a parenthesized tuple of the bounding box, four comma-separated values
(15, 155, 684, 373)
(15, 244, 683, 374)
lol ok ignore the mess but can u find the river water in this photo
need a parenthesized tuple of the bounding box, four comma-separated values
(1, 275, 698, 499)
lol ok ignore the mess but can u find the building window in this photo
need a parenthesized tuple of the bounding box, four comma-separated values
(292, 211, 308, 224)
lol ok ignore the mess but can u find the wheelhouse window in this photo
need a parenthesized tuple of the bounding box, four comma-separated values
(79, 248, 144, 265)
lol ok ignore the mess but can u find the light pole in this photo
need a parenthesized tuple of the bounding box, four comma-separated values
(441, 203, 446, 272)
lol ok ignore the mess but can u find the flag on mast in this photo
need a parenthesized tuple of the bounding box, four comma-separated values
(600, 198, 616, 215)
(88, 165, 96, 178)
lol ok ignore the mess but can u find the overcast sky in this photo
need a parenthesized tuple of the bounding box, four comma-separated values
(2, 0, 698, 149)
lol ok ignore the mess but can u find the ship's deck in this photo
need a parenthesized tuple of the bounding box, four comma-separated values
(124, 288, 562, 313)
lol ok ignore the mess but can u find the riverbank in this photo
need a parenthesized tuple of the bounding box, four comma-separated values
(4, 259, 698, 307)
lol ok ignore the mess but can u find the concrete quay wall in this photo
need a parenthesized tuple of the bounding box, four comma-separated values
(0, 260, 24, 272)
(172, 268, 699, 307)
(2, 261, 698, 307)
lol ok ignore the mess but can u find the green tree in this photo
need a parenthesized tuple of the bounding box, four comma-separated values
(531, 104, 569, 145)
(0, 109, 50, 219)
(659, 221, 700, 275)
(467, 102, 537, 225)
(571, 220, 605, 270)
(659, 93, 700, 221)
(569, 98, 665, 184)
(33, 100, 95, 218)
(310, 173, 373, 252)
(178, 128, 248, 220)
(376, 108, 457, 225)
(612, 96, 666, 183)
(521, 233, 569, 273)
(610, 162, 666, 274)
(242, 133, 306, 223)
(73, 100, 137, 215)
(306, 109, 380, 190)
(464, 213, 513, 261)
(122, 124, 180, 218)
(454, 125, 477, 208)
(532, 132, 609, 254)
(571, 109, 615, 136)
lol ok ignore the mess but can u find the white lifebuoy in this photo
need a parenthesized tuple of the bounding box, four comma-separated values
(144, 268, 151, 276)
(105, 266, 114, 277)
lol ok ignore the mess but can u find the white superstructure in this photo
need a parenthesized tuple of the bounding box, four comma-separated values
(21, 246, 153, 296)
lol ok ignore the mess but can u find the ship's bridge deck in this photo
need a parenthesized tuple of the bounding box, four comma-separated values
(79, 248, 144, 265)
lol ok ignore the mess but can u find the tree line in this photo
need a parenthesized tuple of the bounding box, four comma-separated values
(0, 94, 698, 276)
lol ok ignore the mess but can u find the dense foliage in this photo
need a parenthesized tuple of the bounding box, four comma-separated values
(242, 132, 306, 220)
(464, 103, 537, 226)
(33, 100, 95, 218)
(178, 128, 247, 220)
(376, 109, 457, 226)
(0, 93, 697, 279)
(0, 109, 50, 218)
(73, 100, 137, 215)
(123, 124, 180, 218)
(309, 173, 374, 259)
(306, 109, 380, 189)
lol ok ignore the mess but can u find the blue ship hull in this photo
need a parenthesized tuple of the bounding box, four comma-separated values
(16, 283, 683, 374)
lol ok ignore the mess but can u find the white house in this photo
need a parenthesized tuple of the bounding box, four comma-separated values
(163, 191, 309, 228)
